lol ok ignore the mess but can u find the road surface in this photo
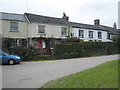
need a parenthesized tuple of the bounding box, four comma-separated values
(2, 55, 118, 88)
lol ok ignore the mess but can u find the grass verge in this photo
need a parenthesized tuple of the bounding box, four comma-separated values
(40, 60, 118, 88)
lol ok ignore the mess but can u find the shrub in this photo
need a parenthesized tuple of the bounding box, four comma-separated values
(112, 35, 120, 53)
(54, 42, 84, 59)
(8, 46, 41, 61)
(53, 42, 118, 59)
(81, 42, 118, 56)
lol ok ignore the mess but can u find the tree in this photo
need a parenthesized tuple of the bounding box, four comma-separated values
(112, 35, 120, 49)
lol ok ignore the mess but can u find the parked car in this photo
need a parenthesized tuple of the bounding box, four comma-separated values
(0, 50, 21, 65)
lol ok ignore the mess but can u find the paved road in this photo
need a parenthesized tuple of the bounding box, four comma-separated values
(2, 55, 118, 88)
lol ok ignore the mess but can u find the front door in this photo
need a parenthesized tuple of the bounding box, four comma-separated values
(38, 40, 42, 49)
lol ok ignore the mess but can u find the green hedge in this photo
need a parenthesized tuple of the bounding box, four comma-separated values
(81, 42, 118, 57)
(54, 43, 84, 59)
(53, 42, 118, 59)
(2, 42, 118, 61)
(8, 46, 41, 61)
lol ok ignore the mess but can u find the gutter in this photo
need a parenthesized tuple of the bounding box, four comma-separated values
(24, 13, 30, 48)
(24, 13, 30, 22)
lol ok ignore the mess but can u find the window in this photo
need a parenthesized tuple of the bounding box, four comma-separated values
(89, 31, 93, 38)
(38, 25, 45, 34)
(98, 32, 102, 39)
(79, 30, 84, 38)
(61, 27, 67, 36)
(11, 39, 20, 47)
(107, 33, 110, 39)
(10, 22, 18, 31)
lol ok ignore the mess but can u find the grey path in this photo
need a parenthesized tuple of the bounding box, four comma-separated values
(2, 55, 118, 88)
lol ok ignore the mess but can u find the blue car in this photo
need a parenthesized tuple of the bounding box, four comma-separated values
(0, 50, 21, 65)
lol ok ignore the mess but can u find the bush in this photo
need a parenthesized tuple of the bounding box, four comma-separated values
(81, 42, 118, 56)
(54, 42, 84, 59)
(112, 35, 120, 53)
(2, 42, 118, 61)
(8, 46, 41, 61)
(53, 42, 118, 59)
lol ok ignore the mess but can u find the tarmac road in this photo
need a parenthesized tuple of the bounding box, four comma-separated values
(2, 55, 118, 88)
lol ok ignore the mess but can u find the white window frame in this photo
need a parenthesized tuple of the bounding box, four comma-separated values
(11, 39, 20, 47)
(61, 27, 67, 36)
(107, 33, 111, 39)
(89, 31, 93, 38)
(38, 25, 45, 34)
(10, 22, 19, 32)
(79, 30, 84, 38)
(98, 32, 102, 39)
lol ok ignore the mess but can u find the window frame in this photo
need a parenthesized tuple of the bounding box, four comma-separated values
(11, 39, 20, 48)
(89, 31, 93, 38)
(98, 32, 102, 39)
(10, 22, 19, 32)
(38, 25, 45, 34)
(79, 30, 84, 38)
(107, 33, 111, 39)
(61, 27, 67, 36)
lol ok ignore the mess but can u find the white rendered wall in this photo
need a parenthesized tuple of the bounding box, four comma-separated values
(72, 28, 111, 42)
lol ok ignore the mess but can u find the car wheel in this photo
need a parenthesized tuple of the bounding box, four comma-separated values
(8, 59, 15, 65)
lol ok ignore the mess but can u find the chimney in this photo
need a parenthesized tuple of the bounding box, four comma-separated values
(94, 19, 100, 25)
(113, 22, 117, 29)
(62, 12, 69, 21)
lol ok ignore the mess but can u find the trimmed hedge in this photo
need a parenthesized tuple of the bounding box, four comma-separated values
(3, 46, 55, 61)
(81, 42, 118, 56)
(2, 42, 118, 61)
(8, 46, 41, 61)
(54, 42, 118, 59)
(54, 43, 84, 59)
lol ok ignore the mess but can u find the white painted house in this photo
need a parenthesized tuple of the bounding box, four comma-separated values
(71, 19, 118, 42)
(72, 28, 109, 42)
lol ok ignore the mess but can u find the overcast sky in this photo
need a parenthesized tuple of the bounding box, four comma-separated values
(0, 0, 119, 27)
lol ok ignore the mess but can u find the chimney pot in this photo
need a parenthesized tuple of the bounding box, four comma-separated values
(113, 22, 117, 29)
(94, 19, 100, 25)
(62, 12, 69, 21)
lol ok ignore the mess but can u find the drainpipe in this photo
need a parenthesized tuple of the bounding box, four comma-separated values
(24, 13, 30, 48)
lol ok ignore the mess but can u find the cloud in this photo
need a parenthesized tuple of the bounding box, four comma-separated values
(69, 1, 118, 26)
(0, 0, 119, 27)
(0, 0, 28, 13)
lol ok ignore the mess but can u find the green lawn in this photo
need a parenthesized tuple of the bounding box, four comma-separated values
(40, 60, 118, 88)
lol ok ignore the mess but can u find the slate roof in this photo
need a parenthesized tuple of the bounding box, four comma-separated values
(69, 22, 119, 35)
(118, 29, 120, 34)
(25, 13, 119, 35)
(1, 12, 119, 35)
(0, 12, 27, 22)
(25, 13, 70, 26)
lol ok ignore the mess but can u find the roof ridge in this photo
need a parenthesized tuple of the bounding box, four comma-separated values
(0, 12, 24, 16)
(25, 13, 62, 20)
(100, 25, 118, 30)
(69, 21, 95, 26)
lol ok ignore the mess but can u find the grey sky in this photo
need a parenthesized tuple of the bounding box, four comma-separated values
(0, 0, 119, 28)
(118, 1, 120, 28)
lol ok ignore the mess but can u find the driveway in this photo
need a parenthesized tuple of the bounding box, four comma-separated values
(2, 55, 118, 88)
